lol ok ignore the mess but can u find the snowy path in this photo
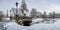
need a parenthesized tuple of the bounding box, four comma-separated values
(4, 18, 60, 30)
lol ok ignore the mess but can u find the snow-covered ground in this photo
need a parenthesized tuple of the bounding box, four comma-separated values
(3, 18, 60, 30)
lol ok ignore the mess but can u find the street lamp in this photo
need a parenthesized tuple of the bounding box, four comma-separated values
(16, 2, 18, 14)
(15, 2, 19, 23)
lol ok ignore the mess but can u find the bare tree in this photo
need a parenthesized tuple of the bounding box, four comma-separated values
(30, 8, 37, 18)
(53, 11, 55, 19)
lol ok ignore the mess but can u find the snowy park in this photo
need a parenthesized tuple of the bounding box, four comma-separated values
(1, 0, 60, 30)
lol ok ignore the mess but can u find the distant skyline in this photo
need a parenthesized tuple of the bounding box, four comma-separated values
(0, 0, 60, 14)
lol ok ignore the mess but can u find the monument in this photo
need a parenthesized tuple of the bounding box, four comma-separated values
(14, 0, 32, 26)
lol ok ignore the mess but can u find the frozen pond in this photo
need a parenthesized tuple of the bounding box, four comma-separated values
(3, 18, 60, 30)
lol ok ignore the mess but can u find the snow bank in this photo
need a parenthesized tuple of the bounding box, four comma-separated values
(4, 19, 60, 30)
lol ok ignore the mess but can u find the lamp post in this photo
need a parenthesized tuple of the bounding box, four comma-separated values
(15, 2, 19, 23)
(10, 10, 12, 20)
(7, 10, 8, 18)
(16, 2, 18, 14)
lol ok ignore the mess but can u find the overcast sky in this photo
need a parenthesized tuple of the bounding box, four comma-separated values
(0, 0, 60, 14)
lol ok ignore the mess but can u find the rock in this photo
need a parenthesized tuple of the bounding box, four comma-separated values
(22, 19, 32, 26)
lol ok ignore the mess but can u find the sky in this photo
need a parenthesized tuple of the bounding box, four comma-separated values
(0, 0, 60, 14)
